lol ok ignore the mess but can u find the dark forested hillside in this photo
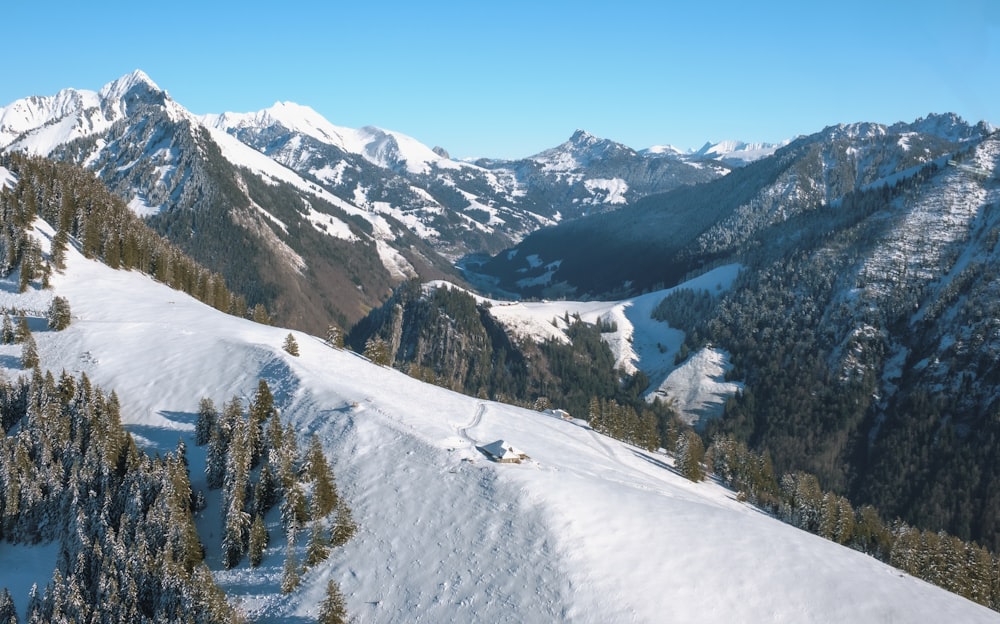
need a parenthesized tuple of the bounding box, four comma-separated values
(476, 119, 1000, 552)
(0, 153, 242, 313)
(348, 281, 674, 430)
(700, 133, 1000, 550)
(477, 117, 988, 300)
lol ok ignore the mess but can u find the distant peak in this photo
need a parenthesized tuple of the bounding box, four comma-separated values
(569, 129, 598, 144)
(98, 69, 164, 103)
(105, 69, 160, 91)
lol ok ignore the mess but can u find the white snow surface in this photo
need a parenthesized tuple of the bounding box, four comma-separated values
(0, 166, 15, 190)
(583, 177, 629, 204)
(203, 102, 462, 175)
(0, 70, 187, 155)
(0, 223, 996, 623)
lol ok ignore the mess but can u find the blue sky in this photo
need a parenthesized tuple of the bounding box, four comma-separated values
(4, 1, 999, 159)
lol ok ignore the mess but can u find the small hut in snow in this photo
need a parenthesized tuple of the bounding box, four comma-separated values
(480, 440, 528, 464)
(548, 408, 572, 421)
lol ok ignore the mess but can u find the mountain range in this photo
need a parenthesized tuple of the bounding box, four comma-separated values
(2, 70, 1000, 620)
(0, 70, 758, 331)
(0, 198, 994, 622)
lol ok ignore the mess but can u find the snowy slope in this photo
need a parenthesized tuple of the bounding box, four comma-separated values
(0, 70, 185, 155)
(203, 102, 453, 175)
(432, 264, 742, 426)
(4, 225, 998, 624)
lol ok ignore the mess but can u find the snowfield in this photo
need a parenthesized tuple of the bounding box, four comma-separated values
(0, 221, 997, 622)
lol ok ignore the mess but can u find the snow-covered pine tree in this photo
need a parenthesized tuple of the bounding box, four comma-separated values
(248, 514, 268, 567)
(363, 336, 391, 366)
(253, 461, 279, 517)
(283, 333, 300, 356)
(222, 415, 251, 568)
(50, 227, 69, 270)
(331, 498, 357, 548)
(0, 587, 16, 624)
(250, 379, 275, 425)
(0, 314, 13, 344)
(306, 511, 330, 566)
(281, 529, 301, 594)
(46, 295, 71, 330)
(281, 481, 308, 532)
(304, 435, 338, 518)
(195, 397, 218, 446)
(326, 323, 344, 348)
(676, 430, 705, 482)
(205, 426, 227, 490)
(14, 317, 29, 344)
(317, 579, 349, 624)
(21, 332, 39, 369)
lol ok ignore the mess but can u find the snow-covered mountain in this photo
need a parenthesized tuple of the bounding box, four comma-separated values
(2, 212, 996, 622)
(203, 101, 450, 176)
(473, 114, 1000, 552)
(479, 114, 994, 300)
(642, 138, 789, 166)
(0, 70, 180, 154)
(0, 70, 734, 331)
(0, 71, 471, 332)
(528, 129, 639, 172)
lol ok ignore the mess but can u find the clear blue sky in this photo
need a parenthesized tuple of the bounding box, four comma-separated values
(4, 0, 998, 159)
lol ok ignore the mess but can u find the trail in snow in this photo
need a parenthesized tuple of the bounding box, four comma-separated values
(457, 403, 485, 445)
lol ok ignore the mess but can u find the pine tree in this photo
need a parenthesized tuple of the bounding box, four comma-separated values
(249, 379, 274, 465)
(676, 430, 705, 482)
(18, 257, 32, 293)
(250, 379, 275, 426)
(306, 514, 330, 566)
(248, 514, 268, 567)
(363, 336, 391, 366)
(46, 296, 71, 330)
(21, 332, 39, 370)
(14, 317, 30, 344)
(326, 324, 344, 348)
(331, 498, 357, 548)
(253, 461, 279, 517)
(205, 426, 227, 490)
(305, 435, 338, 517)
(51, 227, 69, 270)
(25, 583, 41, 624)
(221, 416, 251, 568)
(252, 304, 270, 325)
(195, 397, 218, 446)
(1, 314, 13, 344)
(587, 397, 603, 432)
(281, 530, 301, 594)
(283, 333, 300, 357)
(282, 481, 308, 532)
(317, 579, 349, 624)
(0, 587, 17, 624)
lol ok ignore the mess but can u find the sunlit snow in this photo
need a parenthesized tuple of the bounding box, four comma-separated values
(0, 219, 996, 623)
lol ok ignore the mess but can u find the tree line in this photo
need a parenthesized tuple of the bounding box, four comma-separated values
(0, 152, 264, 319)
(0, 367, 240, 623)
(706, 433, 1000, 611)
(195, 380, 355, 616)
